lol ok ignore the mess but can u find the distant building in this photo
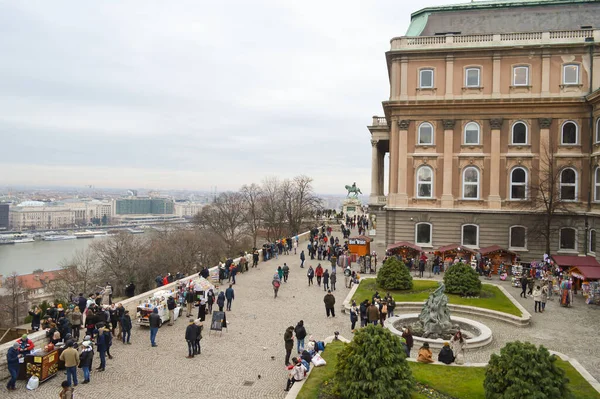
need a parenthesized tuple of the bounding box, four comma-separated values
(0, 203, 8, 230)
(69, 200, 114, 226)
(174, 201, 204, 218)
(115, 198, 174, 215)
(9, 202, 74, 231)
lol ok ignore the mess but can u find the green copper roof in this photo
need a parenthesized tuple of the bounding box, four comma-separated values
(406, 12, 430, 36)
(411, 0, 598, 19)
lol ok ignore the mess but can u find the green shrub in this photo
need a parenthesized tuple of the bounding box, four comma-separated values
(376, 257, 413, 290)
(485, 341, 571, 399)
(336, 324, 414, 399)
(443, 262, 481, 296)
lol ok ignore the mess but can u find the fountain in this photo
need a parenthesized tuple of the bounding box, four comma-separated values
(387, 282, 493, 349)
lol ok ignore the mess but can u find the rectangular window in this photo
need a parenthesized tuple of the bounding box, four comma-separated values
(563, 64, 579, 85)
(560, 228, 576, 250)
(415, 224, 432, 246)
(513, 66, 529, 86)
(465, 68, 480, 87)
(462, 225, 479, 247)
(419, 69, 434, 88)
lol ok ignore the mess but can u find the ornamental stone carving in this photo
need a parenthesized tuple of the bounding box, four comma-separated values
(442, 119, 456, 130)
(538, 118, 552, 129)
(398, 120, 411, 130)
(489, 118, 504, 129)
(370, 139, 379, 147)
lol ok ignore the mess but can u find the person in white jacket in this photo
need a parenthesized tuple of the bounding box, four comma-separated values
(285, 358, 307, 391)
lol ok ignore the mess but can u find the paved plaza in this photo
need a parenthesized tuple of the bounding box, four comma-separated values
(6, 238, 600, 397)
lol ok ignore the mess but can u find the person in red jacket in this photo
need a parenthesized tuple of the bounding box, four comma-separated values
(16, 334, 35, 355)
(315, 264, 324, 287)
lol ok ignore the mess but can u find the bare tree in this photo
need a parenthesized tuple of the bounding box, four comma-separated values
(193, 192, 248, 252)
(240, 183, 264, 248)
(146, 228, 205, 276)
(54, 249, 100, 299)
(0, 272, 27, 326)
(282, 175, 322, 235)
(260, 177, 287, 240)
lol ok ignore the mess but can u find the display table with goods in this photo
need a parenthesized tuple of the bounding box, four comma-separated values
(136, 289, 181, 327)
(585, 282, 600, 305)
(511, 265, 523, 288)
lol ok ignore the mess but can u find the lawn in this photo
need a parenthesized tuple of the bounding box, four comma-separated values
(298, 344, 600, 399)
(352, 278, 522, 317)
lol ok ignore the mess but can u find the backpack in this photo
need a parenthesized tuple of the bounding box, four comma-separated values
(273, 280, 280, 288)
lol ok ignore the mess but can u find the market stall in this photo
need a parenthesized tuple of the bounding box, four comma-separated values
(551, 255, 600, 296)
(136, 289, 182, 327)
(479, 245, 517, 275)
(386, 241, 422, 261)
(348, 236, 374, 273)
(568, 264, 600, 305)
(435, 244, 477, 270)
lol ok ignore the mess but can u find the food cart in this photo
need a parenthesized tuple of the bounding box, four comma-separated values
(479, 245, 517, 275)
(348, 236, 373, 273)
(136, 289, 181, 328)
(18, 348, 60, 382)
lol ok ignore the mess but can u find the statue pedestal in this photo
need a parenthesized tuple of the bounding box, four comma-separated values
(342, 198, 362, 217)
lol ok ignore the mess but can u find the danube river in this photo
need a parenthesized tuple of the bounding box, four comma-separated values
(0, 237, 108, 276)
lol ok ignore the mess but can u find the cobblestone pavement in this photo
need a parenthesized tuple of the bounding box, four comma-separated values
(7, 240, 600, 397)
(6, 245, 355, 398)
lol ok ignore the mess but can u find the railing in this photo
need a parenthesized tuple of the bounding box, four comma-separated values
(391, 29, 598, 50)
(377, 196, 387, 205)
(371, 116, 387, 126)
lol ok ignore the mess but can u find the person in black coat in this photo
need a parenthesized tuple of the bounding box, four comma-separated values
(216, 292, 225, 312)
(197, 299, 207, 322)
(121, 310, 132, 344)
(438, 343, 455, 365)
(294, 320, 307, 353)
(194, 322, 203, 355)
(125, 283, 136, 298)
(77, 294, 87, 313)
(185, 320, 198, 358)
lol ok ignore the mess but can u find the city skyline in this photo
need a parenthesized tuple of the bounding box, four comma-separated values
(0, 0, 458, 194)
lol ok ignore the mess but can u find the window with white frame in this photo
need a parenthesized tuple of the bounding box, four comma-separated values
(511, 121, 527, 145)
(462, 167, 480, 199)
(465, 67, 480, 87)
(595, 167, 600, 202)
(415, 223, 432, 246)
(560, 168, 577, 201)
(561, 121, 578, 145)
(563, 64, 579, 85)
(510, 167, 527, 200)
(416, 166, 433, 198)
(462, 224, 479, 247)
(559, 227, 577, 251)
(509, 226, 527, 249)
(596, 118, 600, 144)
(590, 230, 597, 254)
(513, 66, 529, 86)
(464, 122, 480, 145)
(419, 69, 434, 88)
(418, 122, 434, 145)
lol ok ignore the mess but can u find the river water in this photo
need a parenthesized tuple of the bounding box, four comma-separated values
(0, 237, 108, 276)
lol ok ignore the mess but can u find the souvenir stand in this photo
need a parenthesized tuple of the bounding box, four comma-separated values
(551, 255, 600, 296)
(348, 236, 373, 273)
(511, 265, 524, 287)
(479, 246, 517, 275)
(568, 264, 600, 305)
(136, 289, 181, 327)
(435, 244, 477, 271)
(386, 241, 423, 264)
(586, 282, 600, 305)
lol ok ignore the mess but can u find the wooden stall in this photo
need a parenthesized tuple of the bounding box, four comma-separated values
(348, 236, 372, 257)
(551, 255, 600, 294)
(435, 244, 477, 270)
(386, 241, 423, 261)
(479, 245, 517, 274)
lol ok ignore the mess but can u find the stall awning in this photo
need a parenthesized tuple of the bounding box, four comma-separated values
(436, 244, 477, 254)
(551, 255, 600, 268)
(349, 235, 373, 242)
(479, 245, 517, 256)
(570, 266, 600, 280)
(387, 241, 422, 252)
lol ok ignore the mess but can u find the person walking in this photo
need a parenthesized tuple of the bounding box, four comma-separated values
(324, 290, 336, 318)
(59, 341, 79, 387)
(277, 266, 284, 280)
(527, 276, 535, 296)
(330, 271, 337, 291)
(349, 300, 358, 332)
(307, 266, 314, 286)
(282, 263, 290, 283)
(533, 285, 542, 313)
(273, 272, 281, 298)
(121, 310, 132, 344)
(186, 289, 195, 317)
(167, 296, 176, 326)
(315, 264, 323, 286)
(541, 284, 548, 312)
(418, 257, 425, 278)
(59, 381, 75, 399)
(225, 284, 235, 311)
(217, 291, 225, 312)
(6, 342, 21, 391)
(194, 320, 203, 355)
(149, 308, 160, 347)
(79, 340, 94, 384)
(185, 319, 198, 358)
(284, 326, 294, 366)
(294, 320, 307, 354)
(95, 328, 107, 372)
(386, 293, 396, 318)
(367, 301, 379, 325)
(207, 289, 215, 314)
(300, 250, 305, 268)
(323, 269, 330, 291)
(359, 299, 368, 328)
(197, 298, 207, 322)
(520, 274, 528, 298)
(402, 327, 414, 357)
(344, 266, 352, 288)
(293, 239, 298, 255)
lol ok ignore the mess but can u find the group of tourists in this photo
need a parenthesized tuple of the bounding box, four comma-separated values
(349, 291, 396, 331)
(416, 331, 466, 365)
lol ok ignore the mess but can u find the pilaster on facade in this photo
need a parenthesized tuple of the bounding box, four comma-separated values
(396, 120, 410, 208)
(441, 119, 456, 208)
(488, 118, 504, 209)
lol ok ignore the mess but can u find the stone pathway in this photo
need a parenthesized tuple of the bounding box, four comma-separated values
(6, 243, 355, 398)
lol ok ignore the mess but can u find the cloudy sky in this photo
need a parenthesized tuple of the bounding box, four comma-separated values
(0, 0, 457, 194)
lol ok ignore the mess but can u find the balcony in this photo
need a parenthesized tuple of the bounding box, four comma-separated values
(371, 116, 387, 126)
(390, 29, 599, 51)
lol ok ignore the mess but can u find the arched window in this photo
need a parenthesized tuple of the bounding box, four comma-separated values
(415, 222, 432, 246)
(595, 167, 600, 202)
(416, 166, 433, 198)
(418, 122, 434, 145)
(511, 121, 527, 145)
(509, 226, 527, 249)
(596, 118, 600, 144)
(560, 168, 577, 201)
(590, 230, 597, 254)
(561, 121, 578, 145)
(461, 224, 479, 247)
(510, 167, 527, 200)
(464, 122, 480, 145)
(462, 167, 480, 199)
(559, 227, 577, 251)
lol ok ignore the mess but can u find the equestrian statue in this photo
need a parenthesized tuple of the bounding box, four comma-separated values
(345, 182, 362, 198)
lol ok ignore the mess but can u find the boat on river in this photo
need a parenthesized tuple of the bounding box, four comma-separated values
(43, 235, 77, 241)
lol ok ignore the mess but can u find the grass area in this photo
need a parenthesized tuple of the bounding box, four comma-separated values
(352, 278, 522, 317)
(296, 340, 345, 399)
(556, 359, 600, 399)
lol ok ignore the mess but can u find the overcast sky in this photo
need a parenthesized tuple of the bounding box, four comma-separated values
(0, 0, 458, 194)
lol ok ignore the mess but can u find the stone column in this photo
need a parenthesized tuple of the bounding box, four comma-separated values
(370, 139, 379, 203)
(492, 53, 501, 96)
(396, 120, 410, 207)
(445, 55, 454, 99)
(400, 57, 408, 99)
(441, 119, 455, 208)
(389, 120, 399, 202)
(539, 118, 553, 175)
(541, 53, 551, 96)
(378, 150, 385, 195)
(488, 118, 504, 209)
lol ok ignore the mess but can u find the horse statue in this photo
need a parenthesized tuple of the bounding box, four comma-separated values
(345, 183, 362, 198)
